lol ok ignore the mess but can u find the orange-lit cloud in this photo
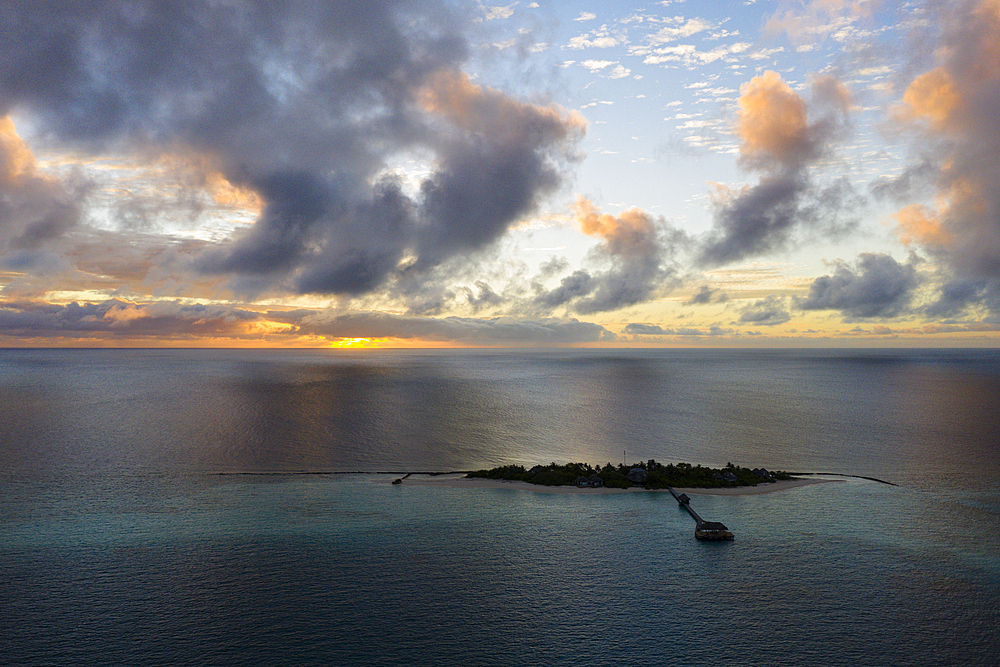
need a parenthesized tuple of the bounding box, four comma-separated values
(891, 0, 1000, 282)
(166, 153, 263, 213)
(898, 68, 960, 130)
(574, 196, 659, 257)
(736, 71, 811, 169)
(891, 203, 952, 248)
(526, 197, 678, 315)
(0, 116, 38, 182)
(0, 116, 82, 258)
(700, 71, 855, 266)
(418, 70, 586, 144)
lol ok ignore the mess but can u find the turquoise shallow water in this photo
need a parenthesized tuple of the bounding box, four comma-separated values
(2, 349, 999, 665)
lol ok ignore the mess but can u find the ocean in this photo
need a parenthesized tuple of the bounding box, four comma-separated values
(1, 348, 998, 666)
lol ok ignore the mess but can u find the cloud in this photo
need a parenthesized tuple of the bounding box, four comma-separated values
(285, 309, 617, 344)
(482, 3, 517, 20)
(699, 71, 857, 266)
(735, 70, 821, 170)
(797, 253, 918, 319)
(891, 204, 952, 249)
(923, 279, 1000, 318)
(686, 285, 725, 304)
(623, 322, 667, 335)
(765, 0, 875, 44)
(889, 0, 1000, 304)
(533, 197, 681, 314)
(623, 322, 729, 336)
(0, 298, 269, 340)
(609, 65, 632, 79)
(533, 269, 594, 310)
(581, 60, 617, 72)
(638, 42, 752, 67)
(647, 17, 715, 44)
(869, 160, 937, 203)
(567, 28, 619, 50)
(738, 296, 791, 326)
(0, 117, 86, 264)
(0, 1, 585, 301)
(0, 297, 619, 345)
(527, 198, 684, 315)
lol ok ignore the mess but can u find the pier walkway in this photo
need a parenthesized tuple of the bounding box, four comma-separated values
(668, 487, 734, 541)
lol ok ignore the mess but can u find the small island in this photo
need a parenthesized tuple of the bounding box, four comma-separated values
(466, 460, 794, 490)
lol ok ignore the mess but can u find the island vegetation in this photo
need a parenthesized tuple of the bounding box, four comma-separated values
(466, 460, 795, 489)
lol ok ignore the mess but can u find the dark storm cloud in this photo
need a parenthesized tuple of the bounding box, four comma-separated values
(698, 71, 857, 267)
(700, 176, 805, 265)
(462, 281, 504, 313)
(534, 269, 594, 309)
(869, 160, 937, 203)
(797, 253, 918, 320)
(1, 0, 584, 298)
(924, 279, 1000, 319)
(531, 199, 683, 315)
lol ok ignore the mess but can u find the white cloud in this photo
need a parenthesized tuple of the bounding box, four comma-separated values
(581, 59, 616, 72)
(647, 17, 714, 44)
(574, 12, 597, 21)
(747, 46, 785, 60)
(610, 64, 632, 79)
(856, 66, 893, 77)
(482, 3, 517, 20)
(642, 41, 751, 66)
(567, 33, 619, 49)
(702, 86, 736, 96)
(642, 44, 696, 64)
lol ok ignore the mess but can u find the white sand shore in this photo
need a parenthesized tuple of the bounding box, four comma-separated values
(381, 474, 840, 496)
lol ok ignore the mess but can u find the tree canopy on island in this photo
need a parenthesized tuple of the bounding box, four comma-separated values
(466, 460, 794, 489)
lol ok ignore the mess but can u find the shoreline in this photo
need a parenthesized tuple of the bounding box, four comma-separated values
(381, 474, 840, 496)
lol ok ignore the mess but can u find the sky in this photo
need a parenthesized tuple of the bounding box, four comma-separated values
(2, 0, 1000, 348)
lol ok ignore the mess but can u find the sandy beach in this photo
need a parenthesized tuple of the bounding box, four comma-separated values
(383, 474, 840, 496)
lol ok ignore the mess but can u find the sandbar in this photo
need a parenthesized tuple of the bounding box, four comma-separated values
(381, 474, 839, 496)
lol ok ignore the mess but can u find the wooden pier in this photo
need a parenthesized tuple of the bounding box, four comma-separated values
(668, 487, 734, 541)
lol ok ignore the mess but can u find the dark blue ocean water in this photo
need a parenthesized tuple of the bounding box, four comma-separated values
(2, 348, 999, 666)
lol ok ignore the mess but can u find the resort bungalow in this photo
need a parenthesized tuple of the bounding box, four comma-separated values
(574, 475, 605, 488)
(626, 468, 648, 485)
(695, 520, 735, 541)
